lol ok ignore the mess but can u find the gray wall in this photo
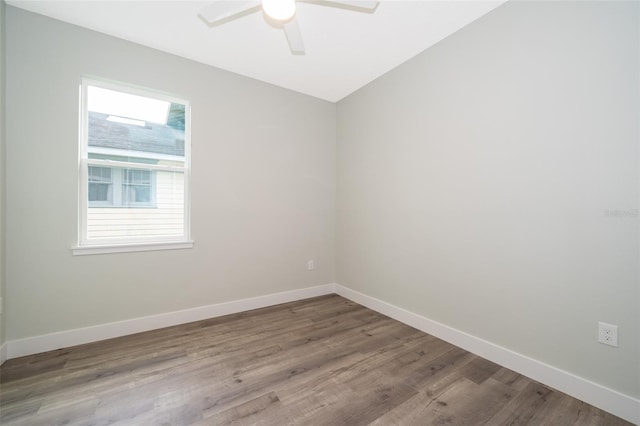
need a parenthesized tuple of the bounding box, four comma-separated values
(0, 0, 5, 352)
(5, 6, 336, 340)
(337, 0, 639, 399)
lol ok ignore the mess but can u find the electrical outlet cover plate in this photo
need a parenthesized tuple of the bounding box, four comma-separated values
(598, 322, 618, 347)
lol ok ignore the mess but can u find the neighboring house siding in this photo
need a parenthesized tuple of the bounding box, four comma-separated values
(87, 171, 184, 239)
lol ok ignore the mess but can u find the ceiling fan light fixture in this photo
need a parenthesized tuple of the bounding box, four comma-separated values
(262, 0, 296, 21)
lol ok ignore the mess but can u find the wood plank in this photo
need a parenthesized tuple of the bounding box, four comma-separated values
(205, 391, 287, 426)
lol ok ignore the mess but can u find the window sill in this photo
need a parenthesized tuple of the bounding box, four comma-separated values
(72, 240, 194, 256)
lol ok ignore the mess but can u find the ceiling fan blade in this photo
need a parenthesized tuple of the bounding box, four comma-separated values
(316, 0, 378, 11)
(199, 1, 261, 24)
(283, 19, 305, 54)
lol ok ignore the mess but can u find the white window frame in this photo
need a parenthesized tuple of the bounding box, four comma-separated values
(73, 78, 193, 255)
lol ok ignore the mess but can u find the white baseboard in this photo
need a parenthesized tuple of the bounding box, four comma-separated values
(334, 284, 640, 425)
(0, 341, 7, 365)
(7, 284, 334, 360)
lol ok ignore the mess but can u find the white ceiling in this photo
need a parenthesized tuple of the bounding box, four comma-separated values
(7, 0, 505, 102)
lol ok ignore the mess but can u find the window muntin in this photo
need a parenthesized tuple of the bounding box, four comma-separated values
(77, 79, 191, 251)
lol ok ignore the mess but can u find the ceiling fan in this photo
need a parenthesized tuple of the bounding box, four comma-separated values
(199, 0, 379, 54)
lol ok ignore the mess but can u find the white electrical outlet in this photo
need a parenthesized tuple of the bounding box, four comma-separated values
(598, 322, 618, 347)
(307, 260, 314, 271)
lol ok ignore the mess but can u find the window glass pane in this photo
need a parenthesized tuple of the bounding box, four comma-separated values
(88, 86, 170, 126)
(125, 169, 151, 185)
(88, 183, 112, 202)
(86, 170, 185, 240)
(123, 185, 151, 203)
(88, 166, 112, 183)
(87, 87, 185, 163)
(88, 166, 113, 203)
(122, 169, 153, 204)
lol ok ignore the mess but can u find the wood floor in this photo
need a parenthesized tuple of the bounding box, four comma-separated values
(0, 295, 632, 425)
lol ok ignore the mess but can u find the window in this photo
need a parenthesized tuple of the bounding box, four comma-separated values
(88, 166, 156, 207)
(88, 166, 113, 204)
(123, 169, 153, 205)
(74, 79, 192, 255)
